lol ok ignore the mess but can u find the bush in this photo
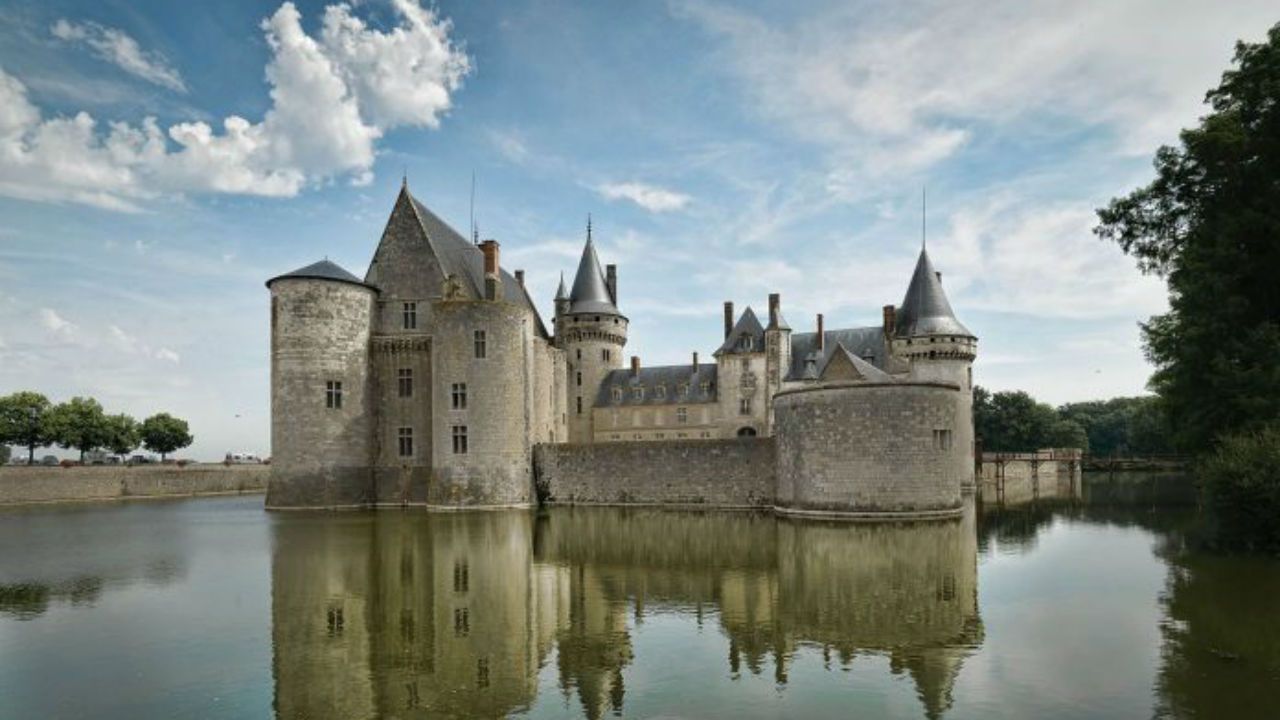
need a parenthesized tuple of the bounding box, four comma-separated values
(1197, 425, 1280, 554)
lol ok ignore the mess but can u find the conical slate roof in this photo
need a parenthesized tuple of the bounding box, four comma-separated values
(568, 237, 619, 314)
(265, 259, 372, 289)
(555, 272, 569, 301)
(896, 248, 972, 338)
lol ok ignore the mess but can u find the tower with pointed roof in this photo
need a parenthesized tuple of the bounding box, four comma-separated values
(555, 220, 628, 443)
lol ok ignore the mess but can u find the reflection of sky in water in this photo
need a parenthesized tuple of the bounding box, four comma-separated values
(0, 493, 1276, 719)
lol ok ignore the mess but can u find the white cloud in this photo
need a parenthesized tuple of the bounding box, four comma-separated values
(39, 308, 78, 339)
(598, 181, 692, 212)
(155, 348, 181, 364)
(1, 1, 469, 211)
(51, 19, 187, 93)
(489, 128, 530, 164)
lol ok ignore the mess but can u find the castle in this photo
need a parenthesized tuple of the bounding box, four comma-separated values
(266, 183, 977, 516)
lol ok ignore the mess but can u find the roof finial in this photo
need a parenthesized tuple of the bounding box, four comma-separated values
(586, 213, 593, 243)
(402, 167, 407, 189)
(921, 185, 927, 251)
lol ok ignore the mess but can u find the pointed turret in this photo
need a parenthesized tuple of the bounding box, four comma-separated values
(555, 272, 569, 301)
(896, 249, 971, 338)
(568, 231, 619, 315)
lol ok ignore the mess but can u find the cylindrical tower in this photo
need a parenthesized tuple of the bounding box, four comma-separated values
(266, 260, 377, 508)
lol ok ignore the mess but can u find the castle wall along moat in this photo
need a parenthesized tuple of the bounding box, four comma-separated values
(266, 183, 978, 518)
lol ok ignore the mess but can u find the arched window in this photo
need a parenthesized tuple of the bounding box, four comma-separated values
(736, 427, 757, 437)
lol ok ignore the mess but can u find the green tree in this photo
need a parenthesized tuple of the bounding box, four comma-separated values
(45, 397, 111, 462)
(974, 387, 1087, 453)
(1196, 425, 1280, 554)
(104, 414, 141, 458)
(140, 413, 193, 461)
(1096, 24, 1280, 452)
(0, 444, 10, 465)
(0, 391, 53, 464)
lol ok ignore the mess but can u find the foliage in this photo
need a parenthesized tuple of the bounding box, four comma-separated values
(104, 414, 141, 457)
(1095, 24, 1280, 452)
(974, 387, 1088, 453)
(140, 413, 193, 460)
(1059, 396, 1174, 457)
(45, 397, 111, 461)
(1196, 425, 1280, 554)
(0, 391, 53, 463)
(0, 444, 9, 464)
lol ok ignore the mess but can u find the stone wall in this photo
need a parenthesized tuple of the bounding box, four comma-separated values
(0, 465, 268, 505)
(533, 438, 774, 508)
(977, 450, 1082, 506)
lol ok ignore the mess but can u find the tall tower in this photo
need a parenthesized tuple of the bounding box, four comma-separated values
(763, 292, 792, 433)
(890, 248, 978, 485)
(555, 221, 627, 443)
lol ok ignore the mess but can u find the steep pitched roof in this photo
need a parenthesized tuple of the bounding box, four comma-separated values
(266, 259, 373, 290)
(820, 342, 894, 382)
(715, 307, 766, 355)
(567, 236, 619, 315)
(555, 272, 569, 301)
(787, 325, 887, 380)
(896, 248, 971, 338)
(596, 363, 719, 406)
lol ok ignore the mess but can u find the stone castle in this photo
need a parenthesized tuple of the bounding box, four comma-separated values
(266, 183, 977, 517)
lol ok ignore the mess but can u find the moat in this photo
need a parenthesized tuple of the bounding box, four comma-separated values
(1, 478, 1277, 719)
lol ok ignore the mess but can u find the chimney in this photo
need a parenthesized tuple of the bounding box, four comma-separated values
(935, 271, 942, 283)
(817, 314, 825, 352)
(882, 305, 896, 336)
(692, 351, 699, 372)
(606, 264, 618, 304)
(723, 301, 734, 339)
(768, 293, 780, 328)
(514, 269, 525, 286)
(480, 239, 501, 300)
(631, 355, 640, 377)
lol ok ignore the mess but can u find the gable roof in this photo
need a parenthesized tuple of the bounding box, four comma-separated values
(820, 342, 894, 382)
(567, 236, 619, 315)
(266, 259, 374, 290)
(715, 307, 766, 355)
(596, 363, 719, 406)
(896, 248, 971, 338)
(787, 325, 887, 380)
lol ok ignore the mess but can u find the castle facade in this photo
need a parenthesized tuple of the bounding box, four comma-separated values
(266, 183, 977, 516)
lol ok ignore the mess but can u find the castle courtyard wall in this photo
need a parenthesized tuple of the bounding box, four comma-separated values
(0, 465, 268, 506)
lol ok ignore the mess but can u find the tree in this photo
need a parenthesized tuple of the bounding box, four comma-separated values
(0, 444, 10, 465)
(974, 387, 1087, 453)
(104, 414, 141, 458)
(1095, 24, 1280, 452)
(0, 391, 53, 464)
(45, 397, 111, 462)
(140, 413, 193, 461)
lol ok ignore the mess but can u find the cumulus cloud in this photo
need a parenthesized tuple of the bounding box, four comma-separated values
(51, 19, 187, 93)
(40, 308, 78, 339)
(1, 1, 469, 211)
(598, 181, 691, 212)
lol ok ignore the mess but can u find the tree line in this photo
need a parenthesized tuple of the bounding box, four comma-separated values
(974, 387, 1172, 457)
(0, 391, 193, 464)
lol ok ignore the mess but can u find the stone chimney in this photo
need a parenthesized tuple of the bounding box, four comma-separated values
(480, 240, 501, 300)
(514, 269, 525, 287)
(724, 301, 734, 339)
(882, 305, 896, 336)
(692, 351, 699, 372)
(817, 313, 825, 352)
(768, 293, 781, 328)
(606, 264, 617, 304)
(631, 355, 641, 377)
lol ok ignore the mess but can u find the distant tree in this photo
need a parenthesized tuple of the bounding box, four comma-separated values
(104, 414, 141, 458)
(140, 413, 193, 461)
(1127, 396, 1174, 456)
(1095, 24, 1280, 452)
(45, 397, 111, 462)
(1059, 396, 1174, 457)
(0, 444, 10, 465)
(975, 387, 1087, 453)
(0, 391, 53, 464)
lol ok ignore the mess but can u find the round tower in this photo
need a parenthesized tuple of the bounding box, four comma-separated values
(266, 260, 377, 508)
(555, 222, 627, 444)
(890, 248, 978, 486)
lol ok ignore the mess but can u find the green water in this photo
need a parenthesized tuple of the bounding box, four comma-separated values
(1, 485, 1277, 719)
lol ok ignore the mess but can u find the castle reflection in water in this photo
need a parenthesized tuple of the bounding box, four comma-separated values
(270, 504, 982, 719)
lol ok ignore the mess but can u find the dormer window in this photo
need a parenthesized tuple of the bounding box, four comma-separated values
(700, 381, 710, 394)
(632, 387, 644, 400)
(612, 387, 623, 402)
(678, 383, 688, 398)
(655, 385, 667, 400)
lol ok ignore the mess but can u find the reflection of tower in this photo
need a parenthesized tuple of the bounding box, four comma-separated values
(554, 565, 634, 720)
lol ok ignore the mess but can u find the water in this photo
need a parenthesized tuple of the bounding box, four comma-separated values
(1, 485, 1277, 719)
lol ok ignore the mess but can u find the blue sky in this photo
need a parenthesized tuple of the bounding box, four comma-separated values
(1, 0, 1275, 459)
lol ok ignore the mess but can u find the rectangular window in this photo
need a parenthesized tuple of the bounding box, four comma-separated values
(933, 429, 953, 451)
(398, 427, 413, 457)
(454, 607, 469, 637)
(602, 349, 610, 362)
(398, 368, 413, 398)
(576, 349, 581, 360)
(326, 380, 343, 409)
(677, 407, 688, 424)
(612, 387, 623, 402)
(576, 371, 582, 387)
(473, 330, 487, 358)
(632, 387, 643, 400)
(655, 385, 666, 400)
(739, 397, 752, 415)
(678, 383, 688, 398)
(453, 561, 469, 593)
(451, 383, 467, 409)
(452, 425, 468, 454)
(576, 396, 582, 414)
(403, 302, 417, 330)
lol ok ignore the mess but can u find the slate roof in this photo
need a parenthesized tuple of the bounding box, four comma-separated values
(896, 248, 972, 338)
(266, 259, 373, 290)
(787, 325, 887, 381)
(596, 363, 719, 406)
(567, 237, 619, 315)
(555, 272, 569, 301)
(820, 342, 894, 382)
(715, 307, 766, 355)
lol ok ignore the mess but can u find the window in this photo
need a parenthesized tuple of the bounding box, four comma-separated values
(326, 381, 343, 409)
(678, 383, 688, 398)
(398, 368, 413, 398)
(656, 433, 665, 439)
(398, 427, 414, 457)
(612, 387, 623, 402)
(452, 425, 468, 454)
(454, 607, 469, 637)
(632, 387, 643, 400)
(576, 349, 581, 360)
(473, 330, 487, 359)
(451, 383, 467, 409)
(402, 302, 417, 330)
(741, 358, 750, 371)
(655, 385, 666, 400)
(701, 381, 711, 395)
(576, 371, 582, 387)
(677, 407, 688, 424)
(477, 658, 490, 689)
(326, 603, 345, 636)
(576, 396, 582, 414)
(602, 349, 611, 362)
(933, 429, 953, 451)
(739, 397, 752, 415)
(453, 561, 469, 593)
